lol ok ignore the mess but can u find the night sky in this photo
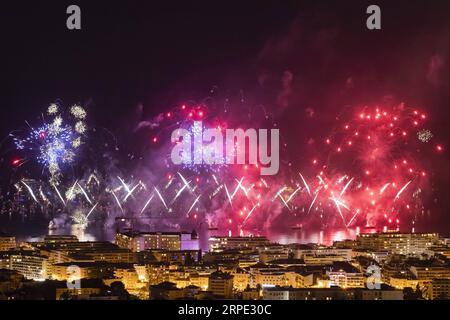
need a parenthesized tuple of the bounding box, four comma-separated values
(1, 1, 449, 232)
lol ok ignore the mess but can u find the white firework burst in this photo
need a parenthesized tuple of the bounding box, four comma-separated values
(70, 105, 87, 119)
(47, 103, 59, 115)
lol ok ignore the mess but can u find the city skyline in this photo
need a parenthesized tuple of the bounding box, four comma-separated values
(1, 229, 450, 300)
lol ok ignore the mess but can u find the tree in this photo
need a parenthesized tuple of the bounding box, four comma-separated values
(110, 281, 129, 299)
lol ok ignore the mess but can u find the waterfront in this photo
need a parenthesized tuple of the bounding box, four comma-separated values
(14, 223, 359, 250)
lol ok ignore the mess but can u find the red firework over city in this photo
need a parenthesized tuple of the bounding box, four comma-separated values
(131, 98, 442, 234)
(2, 91, 446, 236)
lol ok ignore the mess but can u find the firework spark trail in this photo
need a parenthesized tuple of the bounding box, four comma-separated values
(380, 183, 391, 195)
(333, 197, 350, 211)
(21, 181, 38, 203)
(224, 184, 233, 206)
(235, 177, 250, 199)
(111, 191, 123, 213)
(242, 203, 258, 226)
(299, 173, 311, 196)
(272, 186, 287, 202)
(232, 177, 244, 198)
(171, 181, 191, 204)
(138, 181, 147, 191)
(260, 178, 268, 188)
(286, 186, 301, 204)
(212, 174, 219, 185)
(187, 194, 201, 215)
(141, 194, 154, 214)
(347, 210, 359, 227)
(395, 180, 412, 201)
(117, 176, 131, 195)
(177, 172, 192, 193)
(87, 174, 99, 186)
(86, 203, 98, 218)
(77, 182, 92, 204)
(67, 180, 78, 200)
(39, 186, 49, 203)
(336, 175, 348, 185)
(340, 177, 354, 197)
(331, 196, 347, 225)
(211, 184, 223, 198)
(52, 184, 66, 205)
(317, 175, 325, 185)
(154, 186, 168, 210)
(307, 191, 319, 215)
(278, 194, 291, 211)
(123, 183, 139, 202)
(165, 177, 174, 189)
(235, 178, 248, 196)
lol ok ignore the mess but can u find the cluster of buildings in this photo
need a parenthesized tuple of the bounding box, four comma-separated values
(0, 230, 449, 300)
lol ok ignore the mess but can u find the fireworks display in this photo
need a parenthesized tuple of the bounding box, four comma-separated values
(11, 103, 87, 185)
(1, 95, 444, 235)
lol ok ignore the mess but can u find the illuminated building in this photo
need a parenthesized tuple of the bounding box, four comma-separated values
(10, 252, 47, 281)
(116, 231, 199, 252)
(115, 231, 144, 252)
(0, 253, 10, 269)
(266, 258, 305, 268)
(258, 245, 290, 263)
(208, 236, 269, 252)
(27, 239, 136, 264)
(353, 285, 404, 300)
(111, 266, 147, 295)
(203, 248, 259, 266)
(143, 232, 180, 251)
(55, 279, 104, 300)
(44, 235, 78, 244)
(230, 268, 251, 291)
(303, 254, 346, 265)
(357, 232, 439, 256)
(333, 239, 359, 249)
(263, 285, 403, 300)
(188, 273, 210, 290)
(146, 249, 201, 264)
(180, 230, 200, 250)
(263, 287, 355, 300)
(388, 274, 419, 290)
(168, 265, 216, 290)
(0, 235, 16, 252)
(424, 278, 450, 300)
(294, 245, 352, 262)
(51, 262, 132, 280)
(241, 287, 260, 300)
(246, 263, 313, 288)
(426, 246, 450, 259)
(208, 271, 234, 298)
(253, 270, 295, 288)
(409, 265, 450, 281)
(326, 262, 365, 288)
(86, 248, 136, 264)
(351, 249, 390, 263)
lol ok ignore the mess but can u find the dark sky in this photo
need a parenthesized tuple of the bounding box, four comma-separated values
(1, 1, 449, 230)
(0, 1, 299, 130)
